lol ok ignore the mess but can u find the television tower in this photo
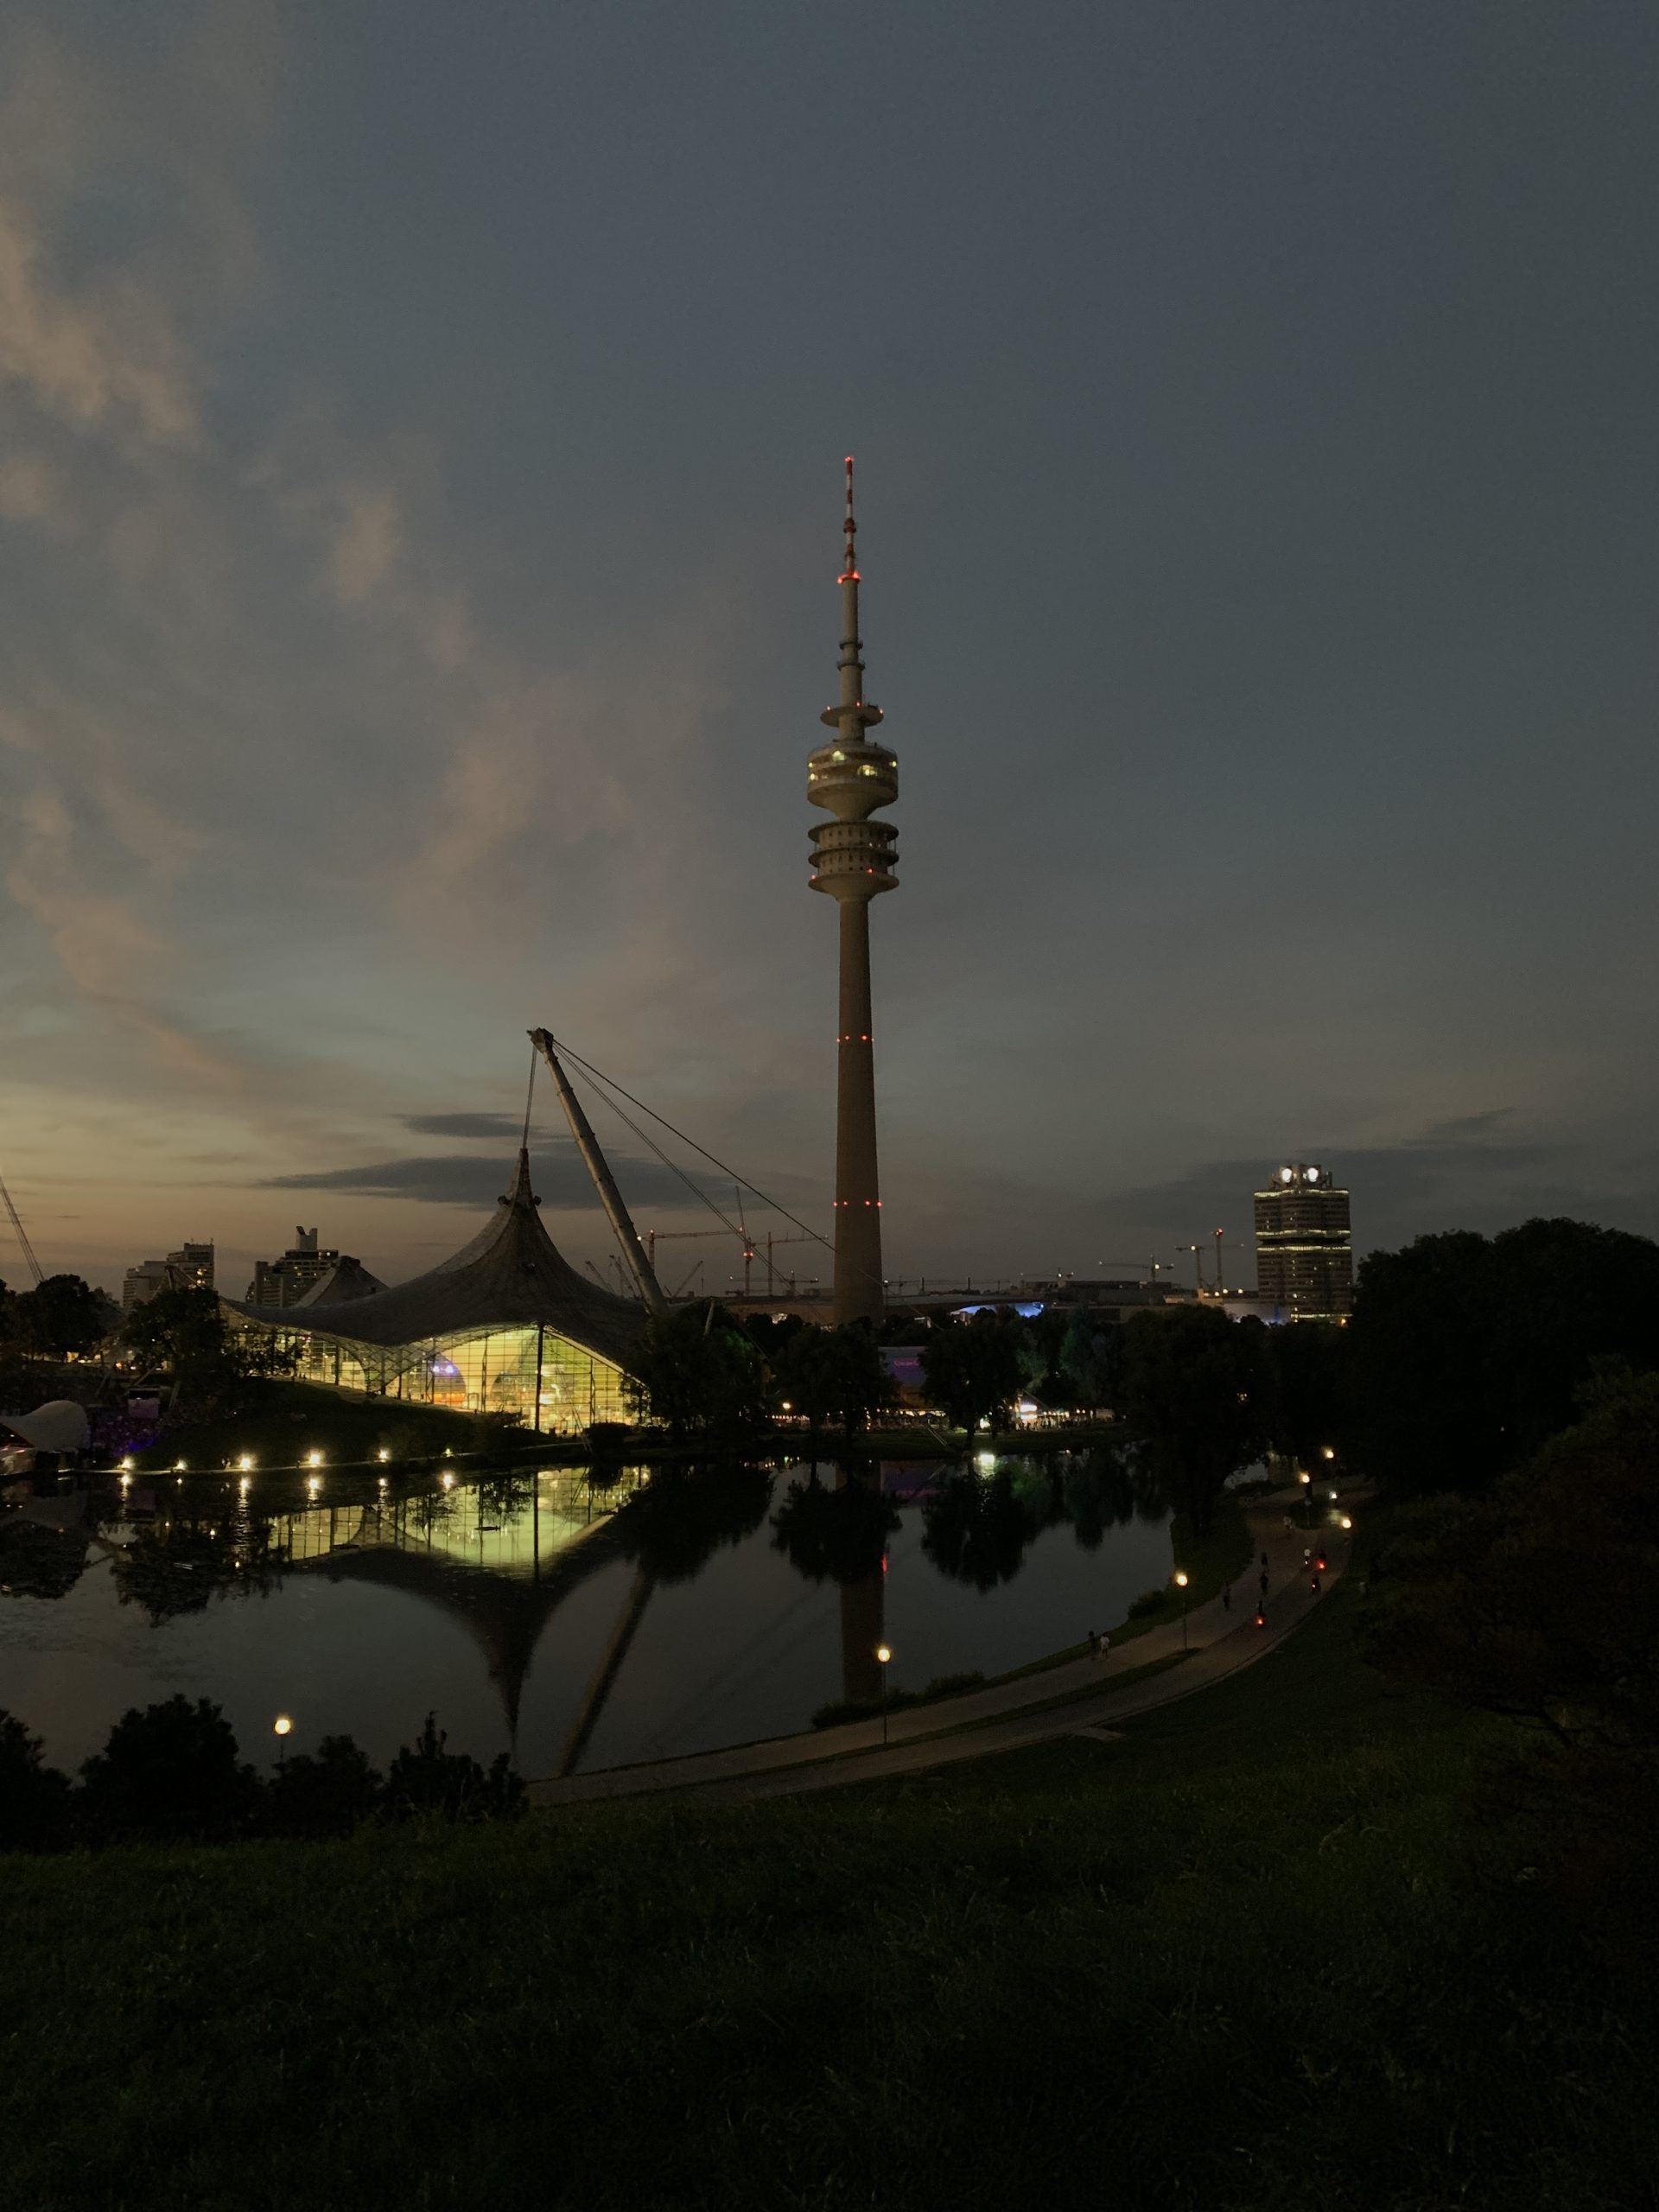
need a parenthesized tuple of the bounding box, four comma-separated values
(809, 458, 899, 1325)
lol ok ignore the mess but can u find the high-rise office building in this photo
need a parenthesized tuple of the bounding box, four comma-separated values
(1254, 1164, 1353, 1320)
(808, 461, 899, 1325)
(121, 1241, 214, 1312)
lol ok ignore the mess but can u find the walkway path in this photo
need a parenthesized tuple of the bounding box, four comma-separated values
(529, 1484, 1356, 1810)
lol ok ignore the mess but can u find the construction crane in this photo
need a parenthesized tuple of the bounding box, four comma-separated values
(0, 1169, 44, 1287)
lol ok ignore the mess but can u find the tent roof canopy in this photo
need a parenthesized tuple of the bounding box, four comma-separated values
(230, 1150, 645, 1370)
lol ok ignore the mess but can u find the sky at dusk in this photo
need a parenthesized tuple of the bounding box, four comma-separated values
(3, 1, 1657, 1300)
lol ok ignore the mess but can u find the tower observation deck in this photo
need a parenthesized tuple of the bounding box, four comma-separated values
(809, 459, 898, 1325)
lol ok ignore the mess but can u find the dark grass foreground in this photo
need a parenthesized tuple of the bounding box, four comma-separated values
(4, 1569, 1655, 2212)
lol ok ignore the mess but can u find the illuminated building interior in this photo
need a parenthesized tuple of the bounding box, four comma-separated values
(276, 1320, 631, 1431)
(231, 1147, 645, 1430)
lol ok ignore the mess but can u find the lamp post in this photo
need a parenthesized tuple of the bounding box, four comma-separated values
(876, 1644, 893, 1745)
(273, 1713, 292, 1772)
(1173, 1570, 1190, 1650)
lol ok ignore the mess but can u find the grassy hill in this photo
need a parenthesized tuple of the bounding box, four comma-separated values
(3, 1535, 1653, 2211)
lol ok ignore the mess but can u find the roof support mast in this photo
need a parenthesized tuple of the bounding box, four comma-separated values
(529, 1030, 668, 1316)
(0, 1170, 44, 1287)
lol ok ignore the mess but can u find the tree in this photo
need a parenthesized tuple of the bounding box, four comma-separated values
(1119, 1306, 1270, 1535)
(1267, 1320, 1352, 1468)
(779, 1322, 891, 1438)
(11, 1274, 105, 1358)
(1363, 1372, 1659, 1755)
(1351, 1218, 1659, 1495)
(121, 1286, 296, 1416)
(264, 1736, 384, 1840)
(78, 1696, 264, 1843)
(1059, 1307, 1122, 1411)
(920, 1311, 1030, 1433)
(621, 1305, 771, 1439)
(0, 1711, 73, 1851)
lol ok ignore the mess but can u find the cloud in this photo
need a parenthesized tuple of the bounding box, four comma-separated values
(0, 200, 201, 450)
(327, 484, 403, 605)
(401, 1112, 526, 1141)
(259, 1147, 707, 1212)
(0, 773, 235, 1083)
(1403, 1109, 1517, 1148)
(1080, 1109, 1659, 1258)
(0, 449, 69, 533)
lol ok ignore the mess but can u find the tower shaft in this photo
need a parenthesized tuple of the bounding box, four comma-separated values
(834, 899, 882, 1323)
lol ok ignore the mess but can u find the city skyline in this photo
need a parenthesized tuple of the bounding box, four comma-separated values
(3, 4, 1659, 1296)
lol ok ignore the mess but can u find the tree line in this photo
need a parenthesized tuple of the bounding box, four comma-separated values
(0, 1696, 524, 1853)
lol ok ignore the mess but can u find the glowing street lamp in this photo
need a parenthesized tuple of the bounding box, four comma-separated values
(273, 1713, 292, 1770)
(1173, 1569, 1191, 1650)
(306, 1451, 324, 1469)
(876, 1643, 893, 1745)
(237, 1454, 254, 1472)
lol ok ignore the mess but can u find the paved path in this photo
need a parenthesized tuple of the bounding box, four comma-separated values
(529, 1484, 1357, 1811)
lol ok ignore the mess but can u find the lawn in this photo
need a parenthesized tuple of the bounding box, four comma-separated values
(3, 1540, 1654, 2211)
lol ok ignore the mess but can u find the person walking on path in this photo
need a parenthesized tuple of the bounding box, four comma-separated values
(1258, 1567, 1269, 1597)
(1086, 1629, 1100, 1658)
(1221, 1583, 1232, 1612)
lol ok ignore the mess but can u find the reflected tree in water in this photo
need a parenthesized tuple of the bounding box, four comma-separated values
(0, 1517, 89, 1600)
(770, 1470, 899, 1585)
(613, 1464, 774, 1584)
(1062, 1446, 1167, 1550)
(111, 1513, 290, 1623)
(474, 1469, 536, 1523)
(922, 1468, 1046, 1590)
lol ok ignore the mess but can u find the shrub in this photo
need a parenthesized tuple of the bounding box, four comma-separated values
(0, 1712, 73, 1852)
(383, 1713, 524, 1823)
(264, 1735, 384, 1840)
(78, 1696, 264, 1843)
(1128, 1588, 1166, 1619)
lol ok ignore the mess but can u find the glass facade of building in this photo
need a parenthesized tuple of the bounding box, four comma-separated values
(266, 1322, 632, 1433)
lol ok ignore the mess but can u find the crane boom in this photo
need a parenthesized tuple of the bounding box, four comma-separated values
(529, 1030, 668, 1316)
(0, 1171, 44, 1287)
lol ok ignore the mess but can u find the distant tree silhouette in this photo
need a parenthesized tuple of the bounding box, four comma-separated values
(1351, 1218, 1659, 1494)
(622, 1306, 770, 1439)
(11, 1274, 105, 1358)
(1120, 1306, 1270, 1535)
(920, 1311, 1029, 1433)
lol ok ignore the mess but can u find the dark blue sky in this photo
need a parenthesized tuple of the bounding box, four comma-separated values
(2, 1, 1656, 1293)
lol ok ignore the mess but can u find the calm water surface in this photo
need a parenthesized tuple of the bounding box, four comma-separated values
(0, 1453, 1173, 1777)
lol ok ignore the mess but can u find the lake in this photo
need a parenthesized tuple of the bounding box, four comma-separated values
(0, 1451, 1173, 1780)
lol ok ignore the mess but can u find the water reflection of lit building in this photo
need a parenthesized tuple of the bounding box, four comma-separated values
(230, 1151, 645, 1431)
